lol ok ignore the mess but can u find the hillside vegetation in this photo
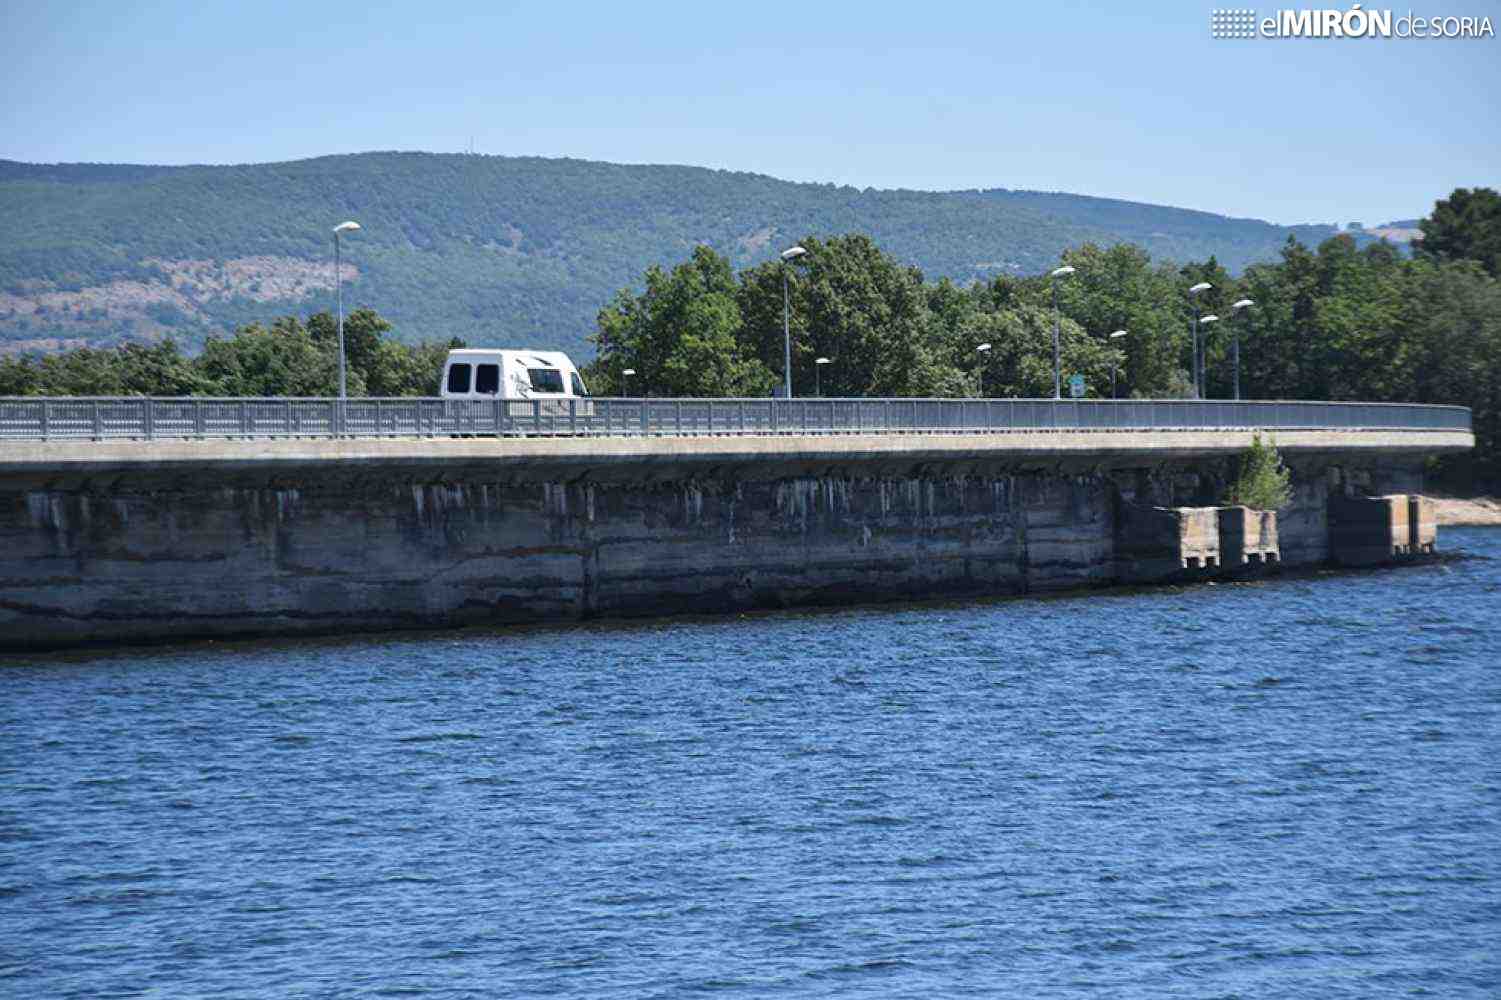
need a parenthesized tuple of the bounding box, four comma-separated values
(0, 152, 1377, 356)
(5, 187, 1496, 487)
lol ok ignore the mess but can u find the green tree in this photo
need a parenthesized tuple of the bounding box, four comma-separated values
(364, 337, 461, 396)
(0, 356, 37, 395)
(112, 340, 208, 395)
(1224, 433, 1292, 510)
(196, 316, 356, 396)
(1049, 243, 1191, 398)
(736, 234, 963, 397)
(308, 307, 391, 387)
(590, 245, 773, 396)
(959, 303, 1120, 398)
(1418, 187, 1501, 278)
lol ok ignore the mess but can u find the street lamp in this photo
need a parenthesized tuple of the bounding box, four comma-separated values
(1049, 266, 1076, 399)
(780, 245, 807, 398)
(814, 357, 831, 397)
(1230, 299, 1254, 400)
(1188, 281, 1212, 400)
(333, 220, 361, 400)
(621, 368, 636, 397)
(1108, 329, 1127, 398)
(975, 342, 992, 397)
(1198, 314, 1220, 398)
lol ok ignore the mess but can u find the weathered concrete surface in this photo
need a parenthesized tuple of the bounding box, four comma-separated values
(0, 430, 1469, 649)
(1330, 494, 1413, 566)
(1409, 496, 1437, 554)
(1327, 492, 1448, 567)
(1115, 503, 1220, 582)
(1218, 507, 1280, 568)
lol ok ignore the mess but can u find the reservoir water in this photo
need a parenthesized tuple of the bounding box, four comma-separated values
(3, 528, 1499, 998)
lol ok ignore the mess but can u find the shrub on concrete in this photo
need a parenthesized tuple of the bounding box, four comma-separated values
(1226, 433, 1293, 510)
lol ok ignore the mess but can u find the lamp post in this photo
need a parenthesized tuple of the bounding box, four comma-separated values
(1198, 315, 1220, 398)
(621, 368, 636, 397)
(1050, 266, 1075, 399)
(333, 221, 361, 400)
(814, 357, 831, 397)
(1187, 281, 1212, 400)
(1108, 329, 1127, 398)
(1230, 299, 1253, 400)
(975, 342, 992, 397)
(780, 245, 807, 398)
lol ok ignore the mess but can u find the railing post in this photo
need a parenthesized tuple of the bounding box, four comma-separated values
(142, 399, 154, 440)
(570, 398, 578, 435)
(92, 401, 102, 440)
(39, 400, 50, 441)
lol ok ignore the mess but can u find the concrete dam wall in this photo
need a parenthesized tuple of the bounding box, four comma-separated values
(0, 430, 1471, 649)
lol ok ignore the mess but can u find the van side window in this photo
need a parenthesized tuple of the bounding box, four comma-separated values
(528, 368, 564, 393)
(446, 363, 471, 394)
(475, 364, 500, 394)
(570, 372, 589, 397)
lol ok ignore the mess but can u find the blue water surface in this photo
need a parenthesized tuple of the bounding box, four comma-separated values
(3, 529, 1500, 998)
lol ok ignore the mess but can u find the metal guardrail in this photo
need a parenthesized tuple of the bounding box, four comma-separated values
(0, 397, 1473, 442)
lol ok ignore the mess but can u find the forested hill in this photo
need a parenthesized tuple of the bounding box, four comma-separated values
(0, 152, 1382, 357)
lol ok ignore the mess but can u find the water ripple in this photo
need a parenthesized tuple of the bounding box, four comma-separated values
(2, 528, 1500, 998)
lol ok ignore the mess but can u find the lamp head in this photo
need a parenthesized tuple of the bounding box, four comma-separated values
(333, 220, 361, 234)
(1050, 266, 1076, 278)
(1109, 330, 1128, 338)
(975, 343, 992, 352)
(1232, 298, 1254, 311)
(780, 245, 807, 261)
(621, 368, 636, 376)
(1188, 282, 1212, 295)
(1200, 314, 1220, 324)
(815, 357, 831, 365)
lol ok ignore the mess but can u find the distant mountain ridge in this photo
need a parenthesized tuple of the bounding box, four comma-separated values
(0, 151, 1399, 357)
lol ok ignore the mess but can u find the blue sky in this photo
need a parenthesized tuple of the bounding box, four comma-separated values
(2, 0, 1495, 225)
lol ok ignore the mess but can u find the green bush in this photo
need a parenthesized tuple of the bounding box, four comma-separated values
(1225, 433, 1292, 510)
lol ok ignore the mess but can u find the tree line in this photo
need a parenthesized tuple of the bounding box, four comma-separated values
(0, 309, 460, 399)
(582, 188, 1500, 486)
(1, 188, 1497, 485)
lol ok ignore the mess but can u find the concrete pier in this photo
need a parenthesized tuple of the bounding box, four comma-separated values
(0, 427, 1473, 649)
(1114, 504, 1220, 581)
(1409, 495, 1437, 554)
(1219, 507, 1280, 569)
(1330, 494, 1413, 566)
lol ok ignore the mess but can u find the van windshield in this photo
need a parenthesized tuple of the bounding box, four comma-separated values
(527, 368, 565, 393)
(570, 372, 589, 397)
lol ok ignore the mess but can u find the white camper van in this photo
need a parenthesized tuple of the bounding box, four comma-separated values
(440, 349, 590, 412)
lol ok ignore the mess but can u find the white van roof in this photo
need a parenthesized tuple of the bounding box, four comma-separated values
(447, 348, 576, 368)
